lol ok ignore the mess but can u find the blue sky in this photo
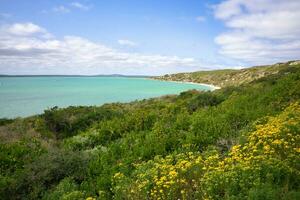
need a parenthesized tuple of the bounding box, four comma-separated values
(0, 0, 299, 75)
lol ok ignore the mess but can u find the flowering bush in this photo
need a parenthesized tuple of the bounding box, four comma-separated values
(203, 102, 300, 199)
(112, 152, 207, 200)
(112, 102, 300, 199)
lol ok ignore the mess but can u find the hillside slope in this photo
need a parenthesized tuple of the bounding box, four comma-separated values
(154, 60, 300, 87)
(0, 60, 300, 200)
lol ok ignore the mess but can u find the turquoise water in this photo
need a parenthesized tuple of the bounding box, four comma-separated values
(0, 76, 211, 118)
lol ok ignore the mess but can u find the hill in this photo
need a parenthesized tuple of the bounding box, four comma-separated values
(0, 60, 300, 200)
(154, 60, 300, 87)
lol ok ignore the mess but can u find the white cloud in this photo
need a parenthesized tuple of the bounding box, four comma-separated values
(47, 3, 91, 14)
(118, 39, 138, 47)
(53, 6, 70, 13)
(195, 16, 206, 22)
(0, 23, 207, 75)
(5, 23, 47, 36)
(214, 0, 300, 64)
(70, 2, 91, 11)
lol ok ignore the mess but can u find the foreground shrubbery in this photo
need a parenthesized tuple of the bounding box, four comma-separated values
(112, 103, 300, 199)
(0, 62, 299, 199)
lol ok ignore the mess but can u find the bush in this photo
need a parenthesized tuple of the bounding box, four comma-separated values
(42, 177, 81, 200)
(42, 106, 119, 139)
(6, 149, 90, 199)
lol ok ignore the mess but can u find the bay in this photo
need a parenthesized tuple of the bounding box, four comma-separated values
(0, 76, 212, 118)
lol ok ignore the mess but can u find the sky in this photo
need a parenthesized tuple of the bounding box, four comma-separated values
(0, 0, 299, 75)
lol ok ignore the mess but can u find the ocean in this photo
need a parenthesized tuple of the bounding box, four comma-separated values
(0, 76, 212, 118)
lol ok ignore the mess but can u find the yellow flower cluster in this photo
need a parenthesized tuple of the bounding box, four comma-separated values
(113, 172, 125, 179)
(112, 102, 300, 199)
(227, 102, 300, 166)
(112, 152, 205, 199)
(147, 152, 204, 200)
(202, 102, 300, 199)
(86, 197, 96, 200)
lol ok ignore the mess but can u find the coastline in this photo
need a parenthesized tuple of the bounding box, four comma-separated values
(150, 78, 221, 91)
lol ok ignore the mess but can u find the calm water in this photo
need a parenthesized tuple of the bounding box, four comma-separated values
(0, 76, 211, 118)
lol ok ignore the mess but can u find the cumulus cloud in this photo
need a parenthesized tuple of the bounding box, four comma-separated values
(0, 23, 205, 75)
(5, 23, 46, 36)
(118, 39, 138, 47)
(214, 0, 300, 64)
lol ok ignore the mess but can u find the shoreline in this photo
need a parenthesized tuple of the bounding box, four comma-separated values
(150, 78, 221, 91)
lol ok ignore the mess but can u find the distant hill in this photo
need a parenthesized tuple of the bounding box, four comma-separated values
(154, 60, 300, 87)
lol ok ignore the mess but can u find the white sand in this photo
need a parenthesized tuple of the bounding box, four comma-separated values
(152, 79, 221, 90)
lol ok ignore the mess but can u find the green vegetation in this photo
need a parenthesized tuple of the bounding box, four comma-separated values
(0, 61, 300, 199)
(154, 60, 300, 87)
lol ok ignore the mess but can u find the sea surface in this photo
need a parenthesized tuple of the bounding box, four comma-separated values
(0, 76, 212, 118)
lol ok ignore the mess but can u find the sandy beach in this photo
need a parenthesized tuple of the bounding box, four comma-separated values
(151, 78, 221, 90)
